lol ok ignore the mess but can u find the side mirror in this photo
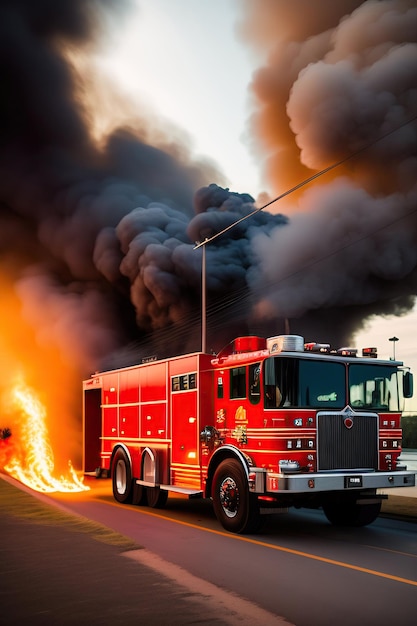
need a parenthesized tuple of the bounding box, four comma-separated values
(403, 371, 413, 398)
(200, 425, 220, 446)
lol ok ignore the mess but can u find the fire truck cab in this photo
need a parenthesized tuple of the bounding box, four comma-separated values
(83, 334, 415, 533)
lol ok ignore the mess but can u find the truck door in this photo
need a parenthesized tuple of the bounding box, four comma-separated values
(171, 373, 199, 467)
(83, 387, 102, 473)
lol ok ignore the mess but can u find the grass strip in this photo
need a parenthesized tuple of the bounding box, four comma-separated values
(381, 495, 417, 522)
(0, 476, 142, 552)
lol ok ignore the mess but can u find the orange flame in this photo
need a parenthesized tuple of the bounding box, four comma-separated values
(0, 271, 89, 493)
(3, 375, 89, 492)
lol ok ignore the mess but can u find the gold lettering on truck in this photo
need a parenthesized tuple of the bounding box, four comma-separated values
(235, 405, 247, 423)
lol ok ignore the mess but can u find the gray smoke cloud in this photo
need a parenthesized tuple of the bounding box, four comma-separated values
(0, 1, 223, 369)
(237, 0, 417, 343)
(0, 0, 416, 374)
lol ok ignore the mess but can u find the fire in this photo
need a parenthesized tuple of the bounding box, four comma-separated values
(3, 375, 89, 493)
(0, 272, 89, 493)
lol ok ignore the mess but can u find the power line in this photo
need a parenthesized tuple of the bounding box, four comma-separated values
(114, 115, 417, 362)
(194, 115, 417, 250)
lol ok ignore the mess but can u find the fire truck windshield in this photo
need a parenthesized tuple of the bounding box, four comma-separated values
(349, 363, 400, 411)
(264, 357, 401, 411)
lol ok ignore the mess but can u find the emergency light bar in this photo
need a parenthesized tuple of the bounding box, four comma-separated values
(362, 347, 378, 358)
(336, 347, 358, 357)
(218, 335, 380, 360)
(304, 342, 331, 353)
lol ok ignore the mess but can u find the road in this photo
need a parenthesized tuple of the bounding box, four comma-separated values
(399, 450, 417, 472)
(49, 476, 417, 626)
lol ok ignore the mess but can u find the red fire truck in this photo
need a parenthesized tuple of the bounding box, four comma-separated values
(83, 334, 415, 533)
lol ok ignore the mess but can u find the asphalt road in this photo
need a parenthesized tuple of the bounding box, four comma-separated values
(3, 451, 416, 626)
(44, 476, 417, 626)
(1, 475, 288, 626)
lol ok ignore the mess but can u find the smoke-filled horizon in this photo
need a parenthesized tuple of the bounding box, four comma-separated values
(1, 0, 416, 376)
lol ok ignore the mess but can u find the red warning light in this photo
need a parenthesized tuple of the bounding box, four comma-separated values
(362, 347, 377, 358)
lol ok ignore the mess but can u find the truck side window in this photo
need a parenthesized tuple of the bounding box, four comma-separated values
(230, 366, 246, 399)
(249, 363, 261, 405)
(264, 357, 291, 408)
(217, 376, 224, 399)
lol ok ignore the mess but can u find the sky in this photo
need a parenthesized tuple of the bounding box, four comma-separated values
(1, 0, 416, 415)
(94, 0, 262, 195)
(94, 0, 417, 411)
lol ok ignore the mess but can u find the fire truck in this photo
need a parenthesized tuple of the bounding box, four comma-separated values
(83, 334, 415, 533)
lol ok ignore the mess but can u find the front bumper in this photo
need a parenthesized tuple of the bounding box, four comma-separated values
(264, 469, 416, 494)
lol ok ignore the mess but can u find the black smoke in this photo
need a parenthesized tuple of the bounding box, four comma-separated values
(0, 1, 229, 369)
(237, 0, 417, 344)
(1, 0, 417, 375)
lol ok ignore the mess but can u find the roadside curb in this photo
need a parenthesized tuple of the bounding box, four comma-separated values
(380, 495, 417, 524)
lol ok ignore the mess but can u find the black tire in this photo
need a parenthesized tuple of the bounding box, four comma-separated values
(132, 482, 147, 506)
(322, 496, 381, 527)
(112, 448, 133, 504)
(212, 459, 262, 534)
(146, 486, 168, 509)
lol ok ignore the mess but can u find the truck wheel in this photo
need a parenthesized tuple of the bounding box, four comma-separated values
(112, 448, 133, 504)
(146, 486, 168, 508)
(212, 459, 262, 534)
(132, 482, 147, 506)
(322, 497, 381, 527)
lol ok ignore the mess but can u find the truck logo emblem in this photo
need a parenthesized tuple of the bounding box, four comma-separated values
(344, 417, 353, 429)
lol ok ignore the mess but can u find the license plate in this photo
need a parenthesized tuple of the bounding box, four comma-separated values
(345, 476, 363, 488)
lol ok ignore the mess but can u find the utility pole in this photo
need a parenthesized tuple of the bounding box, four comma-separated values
(201, 243, 206, 353)
(389, 336, 399, 360)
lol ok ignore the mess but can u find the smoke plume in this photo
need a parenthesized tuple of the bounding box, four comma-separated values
(1, 0, 417, 380)
(238, 0, 417, 342)
(0, 0, 221, 370)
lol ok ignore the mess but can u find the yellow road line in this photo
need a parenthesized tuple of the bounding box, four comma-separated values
(363, 544, 417, 559)
(99, 498, 417, 588)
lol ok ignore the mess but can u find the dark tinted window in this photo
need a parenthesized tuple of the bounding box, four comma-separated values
(230, 367, 246, 399)
(264, 357, 345, 408)
(349, 364, 399, 411)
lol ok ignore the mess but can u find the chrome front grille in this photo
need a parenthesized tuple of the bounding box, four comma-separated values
(317, 410, 378, 471)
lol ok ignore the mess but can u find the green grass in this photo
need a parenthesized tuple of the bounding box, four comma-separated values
(402, 415, 417, 448)
(0, 476, 142, 552)
(381, 495, 417, 521)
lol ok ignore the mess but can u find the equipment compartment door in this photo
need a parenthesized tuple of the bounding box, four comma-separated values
(83, 388, 102, 473)
(171, 390, 199, 466)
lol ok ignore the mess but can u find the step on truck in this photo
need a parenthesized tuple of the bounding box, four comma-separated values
(83, 334, 416, 533)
